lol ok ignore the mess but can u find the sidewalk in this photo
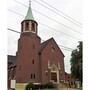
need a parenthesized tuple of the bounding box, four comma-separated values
(59, 88, 80, 90)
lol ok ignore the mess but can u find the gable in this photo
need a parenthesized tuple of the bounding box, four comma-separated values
(38, 37, 65, 57)
(38, 38, 52, 53)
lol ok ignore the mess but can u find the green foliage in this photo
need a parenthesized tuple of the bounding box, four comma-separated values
(70, 41, 83, 84)
(25, 82, 55, 90)
(25, 83, 35, 90)
(46, 82, 55, 88)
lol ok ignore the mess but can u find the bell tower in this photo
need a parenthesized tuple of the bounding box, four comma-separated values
(16, 1, 41, 89)
(21, 1, 38, 34)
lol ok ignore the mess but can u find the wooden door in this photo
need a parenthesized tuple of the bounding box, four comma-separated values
(51, 72, 57, 82)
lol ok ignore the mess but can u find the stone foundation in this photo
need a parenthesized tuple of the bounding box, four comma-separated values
(15, 83, 28, 90)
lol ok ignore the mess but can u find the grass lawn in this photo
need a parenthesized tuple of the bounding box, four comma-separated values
(69, 87, 82, 90)
(79, 87, 82, 90)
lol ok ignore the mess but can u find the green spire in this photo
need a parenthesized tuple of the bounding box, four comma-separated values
(24, 5, 35, 21)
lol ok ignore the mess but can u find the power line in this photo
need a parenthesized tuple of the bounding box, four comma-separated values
(32, 9, 82, 35)
(8, 28, 20, 34)
(8, 9, 25, 17)
(39, 22, 81, 40)
(33, 0, 82, 28)
(13, 0, 82, 34)
(41, 39, 74, 51)
(7, 28, 74, 51)
(8, 9, 81, 40)
(60, 47, 73, 51)
(40, 0, 82, 25)
(58, 45, 74, 51)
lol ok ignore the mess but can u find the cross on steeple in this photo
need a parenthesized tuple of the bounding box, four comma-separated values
(24, 0, 35, 20)
(29, 0, 31, 6)
(21, 0, 38, 34)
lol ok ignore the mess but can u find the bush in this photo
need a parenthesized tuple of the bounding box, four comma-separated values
(46, 82, 55, 89)
(25, 82, 55, 90)
(35, 84, 41, 89)
(25, 83, 35, 90)
(41, 84, 46, 89)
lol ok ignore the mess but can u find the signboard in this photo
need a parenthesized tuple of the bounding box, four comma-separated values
(10, 80, 16, 89)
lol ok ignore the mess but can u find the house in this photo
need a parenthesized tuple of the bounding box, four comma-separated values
(8, 55, 16, 88)
(65, 72, 76, 88)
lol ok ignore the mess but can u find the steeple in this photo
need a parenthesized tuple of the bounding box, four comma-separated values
(21, 0, 38, 34)
(24, 0, 35, 21)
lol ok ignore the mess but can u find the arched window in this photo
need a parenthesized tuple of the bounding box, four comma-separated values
(71, 82, 73, 85)
(32, 60, 34, 64)
(34, 74, 35, 79)
(31, 74, 32, 79)
(32, 44, 35, 49)
(51, 47, 55, 53)
(25, 22, 29, 31)
(31, 23, 35, 32)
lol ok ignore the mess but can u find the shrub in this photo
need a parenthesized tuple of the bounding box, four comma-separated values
(46, 82, 55, 89)
(25, 82, 55, 90)
(25, 83, 35, 90)
(35, 84, 41, 89)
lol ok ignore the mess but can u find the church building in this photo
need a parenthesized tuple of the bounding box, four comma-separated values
(14, 3, 66, 90)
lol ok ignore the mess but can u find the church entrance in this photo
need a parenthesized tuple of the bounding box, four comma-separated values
(50, 64, 59, 83)
(51, 72, 57, 82)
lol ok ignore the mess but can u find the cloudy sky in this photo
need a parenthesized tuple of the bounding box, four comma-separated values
(8, 0, 82, 73)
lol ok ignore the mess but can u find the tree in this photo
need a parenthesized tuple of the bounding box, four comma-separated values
(70, 41, 82, 84)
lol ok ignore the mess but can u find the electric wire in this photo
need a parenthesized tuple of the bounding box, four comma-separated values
(33, 0, 82, 28)
(40, 0, 82, 25)
(8, 9, 81, 40)
(31, 9, 82, 34)
(38, 22, 81, 40)
(8, 28, 74, 51)
(41, 39, 74, 51)
(8, 28, 20, 34)
(13, 0, 82, 34)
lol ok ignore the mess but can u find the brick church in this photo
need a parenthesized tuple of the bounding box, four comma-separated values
(8, 3, 66, 90)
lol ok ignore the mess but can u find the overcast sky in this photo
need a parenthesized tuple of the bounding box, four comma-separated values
(8, 0, 82, 73)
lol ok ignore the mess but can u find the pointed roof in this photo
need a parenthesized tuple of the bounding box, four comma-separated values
(38, 38, 53, 53)
(38, 38, 65, 57)
(24, 5, 35, 21)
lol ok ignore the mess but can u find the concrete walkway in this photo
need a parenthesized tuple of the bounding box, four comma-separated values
(58, 88, 79, 90)
(8, 88, 80, 90)
(42, 88, 80, 90)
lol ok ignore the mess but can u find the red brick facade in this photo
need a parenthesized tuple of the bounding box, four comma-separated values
(16, 17, 66, 84)
(65, 72, 76, 87)
(8, 5, 66, 88)
(16, 33, 41, 83)
(38, 38, 65, 84)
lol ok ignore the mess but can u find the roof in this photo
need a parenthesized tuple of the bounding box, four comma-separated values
(8, 55, 16, 68)
(24, 6, 35, 21)
(38, 37, 64, 57)
(38, 38, 53, 53)
(65, 72, 70, 75)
